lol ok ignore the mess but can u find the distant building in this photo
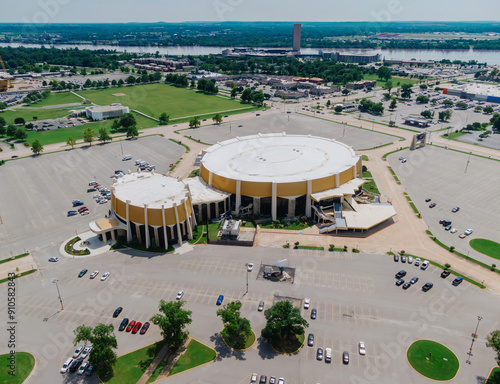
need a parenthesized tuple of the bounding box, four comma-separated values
(293, 24, 301, 51)
(346, 80, 376, 90)
(321, 51, 381, 64)
(442, 83, 500, 104)
(85, 104, 130, 121)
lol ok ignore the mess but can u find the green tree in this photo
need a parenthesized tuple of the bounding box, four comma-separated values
(83, 128, 95, 146)
(74, 323, 117, 381)
(159, 112, 170, 125)
(389, 99, 398, 111)
(212, 113, 223, 125)
(230, 88, 238, 98)
(421, 110, 433, 119)
(241, 88, 253, 102)
(0, 125, 6, 136)
(67, 136, 76, 148)
(438, 109, 452, 122)
(14, 117, 25, 126)
(126, 125, 139, 138)
(416, 95, 430, 104)
(111, 119, 121, 132)
(326, 100, 331, 108)
(31, 140, 43, 155)
(487, 330, 500, 365)
(98, 128, 111, 143)
(443, 99, 454, 107)
(456, 101, 468, 110)
(0, 102, 6, 110)
(261, 300, 309, 346)
(0, 116, 6, 128)
(14, 127, 27, 140)
(334, 105, 343, 113)
(190, 79, 196, 88)
(401, 84, 413, 99)
(371, 102, 384, 115)
(120, 113, 137, 130)
(484, 106, 494, 114)
(217, 301, 252, 349)
(150, 300, 192, 349)
(384, 80, 393, 93)
(252, 91, 265, 105)
(6, 125, 16, 137)
(419, 84, 428, 90)
(189, 116, 201, 128)
(342, 88, 350, 96)
(377, 66, 392, 81)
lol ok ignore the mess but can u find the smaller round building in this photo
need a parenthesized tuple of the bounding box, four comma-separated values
(90, 172, 195, 249)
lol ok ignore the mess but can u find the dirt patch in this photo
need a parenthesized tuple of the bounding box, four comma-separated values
(112, 93, 127, 97)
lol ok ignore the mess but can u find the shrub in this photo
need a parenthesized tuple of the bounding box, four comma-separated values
(449, 246, 455, 253)
(329, 244, 335, 251)
(343, 245, 348, 252)
(492, 264, 497, 271)
(445, 263, 451, 269)
(294, 241, 300, 249)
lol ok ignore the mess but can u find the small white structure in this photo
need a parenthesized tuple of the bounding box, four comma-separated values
(85, 104, 130, 121)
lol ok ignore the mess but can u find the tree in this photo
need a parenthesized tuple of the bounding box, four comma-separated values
(120, 113, 137, 130)
(67, 136, 76, 148)
(0, 125, 5, 136)
(419, 84, 428, 90)
(474, 105, 483, 113)
(0, 102, 6, 110)
(484, 106, 494, 114)
(342, 88, 350, 96)
(159, 112, 170, 125)
(384, 80, 393, 93)
(98, 128, 112, 143)
(197, 78, 208, 91)
(334, 105, 343, 114)
(31, 140, 43, 155)
(241, 88, 253, 102)
(421, 110, 433, 119)
(126, 75, 136, 84)
(14, 127, 27, 140)
(416, 95, 430, 104)
(401, 84, 413, 99)
(111, 119, 121, 132)
(230, 88, 238, 98)
(443, 99, 454, 107)
(83, 128, 95, 146)
(117, 79, 124, 87)
(251, 91, 265, 105)
(389, 99, 398, 111)
(126, 126, 139, 138)
(189, 116, 201, 128)
(6, 125, 16, 137)
(326, 100, 331, 108)
(377, 66, 392, 81)
(371, 102, 384, 115)
(212, 113, 223, 125)
(190, 79, 195, 88)
(0, 116, 6, 128)
(217, 301, 252, 349)
(14, 117, 25, 125)
(74, 323, 117, 381)
(261, 300, 309, 346)
(487, 330, 500, 365)
(438, 109, 452, 122)
(456, 101, 468, 110)
(490, 114, 500, 131)
(150, 300, 192, 349)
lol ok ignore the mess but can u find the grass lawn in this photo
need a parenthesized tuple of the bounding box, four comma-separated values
(0, 106, 75, 125)
(297, 245, 324, 251)
(208, 222, 222, 239)
(222, 329, 256, 350)
(168, 339, 216, 376)
(0, 352, 35, 384)
(407, 340, 459, 381)
(363, 74, 419, 87)
(75, 84, 247, 120)
(487, 367, 500, 383)
(28, 91, 83, 107)
(105, 340, 167, 384)
(0, 252, 29, 264)
(441, 131, 467, 140)
(271, 333, 305, 354)
(470, 239, 500, 260)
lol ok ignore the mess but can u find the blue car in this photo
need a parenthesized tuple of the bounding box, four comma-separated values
(67, 210, 78, 216)
(73, 201, 84, 207)
(216, 295, 224, 305)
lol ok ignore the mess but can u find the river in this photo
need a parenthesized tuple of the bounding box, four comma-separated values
(1, 42, 500, 65)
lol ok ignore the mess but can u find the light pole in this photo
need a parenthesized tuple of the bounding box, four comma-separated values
(53, 279, 64, 310)
(244, 263, 249, 294)
(466, 316, 483, 364)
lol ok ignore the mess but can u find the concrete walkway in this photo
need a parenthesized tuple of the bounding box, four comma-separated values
(136, 343, 170, 384)
(58, 231, 113, 259)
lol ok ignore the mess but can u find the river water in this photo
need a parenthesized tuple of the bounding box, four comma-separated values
(1, 42, 499, 65)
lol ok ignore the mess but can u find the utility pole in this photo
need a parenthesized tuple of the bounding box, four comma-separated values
(53, 279, 64, 310)
(466, 316, 482, 364)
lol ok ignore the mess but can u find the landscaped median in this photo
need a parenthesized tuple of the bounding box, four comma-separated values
(64, 236, 90, 256)
(469, 239, 500, 260)
(403, 192, 421, 218)
(168, 339, 216, 377)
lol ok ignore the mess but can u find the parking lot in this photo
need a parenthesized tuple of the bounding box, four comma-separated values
(0, 135, 185, 258)
(388, 145, 500, 264)
(1, 243, 498, 384)
(183, 112, 399, 151)
(27, 117, 86, 131)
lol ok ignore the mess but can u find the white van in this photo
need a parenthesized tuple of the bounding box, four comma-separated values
(60, 357, 73, 373)
(122, 154, 132, 161)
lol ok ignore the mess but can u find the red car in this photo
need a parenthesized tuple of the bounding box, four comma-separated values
(78, 207, 88, 213)
(132, 322, 142, 334)
(126, 320, 136, 332)
(140, 322, 150, 335)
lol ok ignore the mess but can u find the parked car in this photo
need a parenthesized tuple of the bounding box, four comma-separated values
(425, 198, 431, 202)
(407, 256, 413, 264)
(395, 279, 405, 286)
(415, 258, 421, 267)
(113, 307, 123, 318)
(395, 270, 407, 279)
(132, 321, 142, 334)
(216, 295, 224, 305)
(140, 322, 150, 335)
(90, 270, 99, 279)
(401, 255, 406, 263)
(359, 341, 366, 355)
(81, 211, 90, 216)
(176, 290, 184, 300)
(410, 277, 419, 284)
(459, 233, 467, 239)
(78, 269, 88, 278)
(247, 263, 254, 272)
(452, 276, 464, 286)
(69, 357, 83, 373)
(445, 225, 452, 231)
(250, 373, 258, 384)
(429, 203, 436, 208)
(258, 301, 264, 312)
(343, 351, 350, 364)
(325, 347, 332, 362)
(73, 345, 84, 358)
(317, 347, 323, 360)
(451, 228, 458, 234)
(48, 257, 59, 262)
(422, 282, 434, 292)
(67, 210, 78, 217)
(60, 357, 73, 373)
(465, 228, 473, 235)
(452, 206, 460, 213)
(85, 365, 93, 376)
(259, 375, 267, 384)
(81, 346, 92, 359)
(311, 308, 317, 319)
(269, 377, 276, 384)
(308, 333, 314, 346)
(402, 282, 411, 290)
(101, 272, 110, 281)
(304, 297, 310, 309)
(421, 260, 429, 270)
(393, 254, 399, 262)
(119, 318, 129, 331)
(73, 201, 84, 207)
(441, 270, 451, 278)
(126, 320, 136, 332)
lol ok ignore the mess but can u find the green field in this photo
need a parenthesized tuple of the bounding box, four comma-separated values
(169, 339, 216, 376)
(0, 107, 75, 125)
(470, 239, 500, 260)
(28, 91, 83, 107)
(487, 367, 500, 383)
(75, 84, 248, 119)
(363, 74, 419, 88)
(0, 352, 35, 384)
(407, 340, 460, 381)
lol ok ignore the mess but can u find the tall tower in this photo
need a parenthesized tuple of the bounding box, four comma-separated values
(293, 24, 301, 51)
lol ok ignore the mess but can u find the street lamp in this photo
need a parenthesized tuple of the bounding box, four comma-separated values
(244, 263, 249, 294)
(53, 279, 64, 310)
(466, 315, 483, 364)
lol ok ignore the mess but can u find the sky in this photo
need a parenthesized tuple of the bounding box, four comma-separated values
(2, 0, 500, 24)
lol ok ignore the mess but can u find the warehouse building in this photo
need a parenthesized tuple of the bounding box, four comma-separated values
(85, 104, 130, 121)
(442, 83, 500, 104)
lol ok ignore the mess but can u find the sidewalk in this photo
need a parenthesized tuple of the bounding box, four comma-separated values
(58, 231, 113, 259)
(136, 343, 170, 384)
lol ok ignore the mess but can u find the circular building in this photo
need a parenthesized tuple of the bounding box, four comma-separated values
(90, 172, 195, 249)
(199, 133, 363, 221)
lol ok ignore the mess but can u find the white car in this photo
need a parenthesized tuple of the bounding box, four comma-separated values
(304, 297, 310, 309)
(465, 228, 473, 235)
(60, 357, 73, 373)
(414, 258, 421, 267)
(450, 228, 458, 234)
(250, 373, 258, 384)
(73, 345, 84, 358)
(90, 271, 99, 279)
(81, 345, 92, 359)
(77, 360, 89, 375)
(421, 260, 429, 270)
(93, 194, 100, 199)
(48, 257, 59, 262)
(278, 379, 285, 384)
(407, 256, 413, 264)
(99, 199, 108, 204)
(247, 263, 254, 272)
(81, 211, 90, 216)
(359, 341, 366, 355)
(101, 272, 110, 281)
(176, 290, 184, 300)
